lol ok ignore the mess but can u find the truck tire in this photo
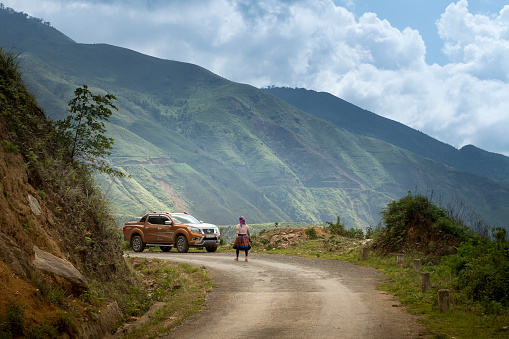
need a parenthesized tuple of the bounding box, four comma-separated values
(176, 235, 189, 253)
(160, 246, 171, 252)
(206, 246, 217, 252)
(131, 234, 145, 252)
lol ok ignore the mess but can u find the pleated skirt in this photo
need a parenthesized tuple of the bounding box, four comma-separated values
(233, 234, 251, 250)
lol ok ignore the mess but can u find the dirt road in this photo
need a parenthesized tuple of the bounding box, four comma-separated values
(130, 252, 426, 338)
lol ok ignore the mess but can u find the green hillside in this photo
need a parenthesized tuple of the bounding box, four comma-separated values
(1, 6, 508, 229)
(262, 87, 509, 183)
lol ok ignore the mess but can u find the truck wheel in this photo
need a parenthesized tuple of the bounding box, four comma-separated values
(176, 236, 189, 253)
(131, 235, 145, 252)
(160, 246, 171, 252)
(205, 246, 217, 252)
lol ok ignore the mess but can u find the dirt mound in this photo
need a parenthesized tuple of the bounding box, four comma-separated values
(256, 227, 330, 249)
(404, 219, 460, 255)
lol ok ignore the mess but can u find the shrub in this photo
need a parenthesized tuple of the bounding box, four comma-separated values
(325, 216, 345, 235)
(373, 192, 467, 253)
(52, 312, 77, 336)
(447, 228, 509, 306)
(1, 139, 19, 152)
(305, 227, 317, 239)
(0, 302, 25, 337)
(345, 227, 364, 239)
(325, 216, 364, 239)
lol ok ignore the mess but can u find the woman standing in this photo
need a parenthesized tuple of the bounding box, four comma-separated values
(233, 216, 251, 261)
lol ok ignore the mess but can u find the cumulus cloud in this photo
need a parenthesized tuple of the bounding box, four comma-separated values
(3, 0, 509, 155)
(437, 0, 509, 81)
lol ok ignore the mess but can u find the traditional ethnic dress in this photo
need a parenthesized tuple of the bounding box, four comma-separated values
(233, 223, 251, 250)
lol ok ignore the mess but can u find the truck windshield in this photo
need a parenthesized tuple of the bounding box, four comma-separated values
(171, 214, 201, 224)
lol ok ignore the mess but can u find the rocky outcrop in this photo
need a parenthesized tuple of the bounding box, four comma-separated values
(0, 232, 34, 279)
(32, 245, 89, 292)
(27, 193, 42, 216)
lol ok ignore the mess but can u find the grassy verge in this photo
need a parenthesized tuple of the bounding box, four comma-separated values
(219, 232, 509, 338)
(355, 252, 509, 338)
(118, 257, 214, 338)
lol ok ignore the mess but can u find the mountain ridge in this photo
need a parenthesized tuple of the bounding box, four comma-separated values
(1, 6, 508, 229)
(262, 87, 509, 184)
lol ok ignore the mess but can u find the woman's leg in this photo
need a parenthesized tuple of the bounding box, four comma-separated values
(236, 249, 240, 258)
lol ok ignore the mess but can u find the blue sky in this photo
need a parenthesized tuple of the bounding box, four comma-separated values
(3, 0, 509, 156)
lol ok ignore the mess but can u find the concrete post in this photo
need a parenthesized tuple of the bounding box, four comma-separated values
(420, 272, 430, 293)
(413, 259, 421, 274)
(397, 254, 404, 268)
(438, 289, 450, 313)
(361, 247, 369, 260)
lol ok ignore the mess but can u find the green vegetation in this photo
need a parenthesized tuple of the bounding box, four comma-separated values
(118, 258, 213, 338)
(325, 216, 364, 239)
(372, 192, 470, 254)
(447, 228, 509, 307)
(0, 302, 80, 338)
(0, 302, 25, 338)
(305, 227, 318, 239)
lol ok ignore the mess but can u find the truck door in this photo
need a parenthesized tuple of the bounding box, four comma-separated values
(157, 215, 174, 243)
(145, 215, 160, 243)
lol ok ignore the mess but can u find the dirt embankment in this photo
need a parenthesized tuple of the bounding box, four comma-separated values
(0, 116, 63, 325)
(0, 88, 131, 337)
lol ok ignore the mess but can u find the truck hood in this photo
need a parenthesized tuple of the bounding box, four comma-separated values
(184, 223, 217, 228)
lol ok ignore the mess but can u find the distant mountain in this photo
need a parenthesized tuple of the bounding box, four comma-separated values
(1, 6, 508, 229)
(262, 87, 509, 184)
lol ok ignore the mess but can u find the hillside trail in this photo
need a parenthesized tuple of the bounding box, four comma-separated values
(129, 252, 428, 338)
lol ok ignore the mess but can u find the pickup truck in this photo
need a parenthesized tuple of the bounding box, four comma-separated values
(123, 212, 220, 253)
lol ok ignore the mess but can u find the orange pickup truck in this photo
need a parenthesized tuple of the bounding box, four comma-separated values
(123, 212, 220, 253)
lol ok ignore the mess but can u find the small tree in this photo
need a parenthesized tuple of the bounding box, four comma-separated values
(55, 85, 125, 177)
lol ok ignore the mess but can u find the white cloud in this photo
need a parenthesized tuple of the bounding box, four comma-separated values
(437, 0, 509, 81)
(2, 0, 509, 155)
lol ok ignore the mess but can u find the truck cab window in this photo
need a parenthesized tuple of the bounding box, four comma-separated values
(148, 216, 159, 224)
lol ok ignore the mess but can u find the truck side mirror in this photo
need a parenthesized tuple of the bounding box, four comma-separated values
(165, 220, 173, 225)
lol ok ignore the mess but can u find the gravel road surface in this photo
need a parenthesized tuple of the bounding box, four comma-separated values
(129, 252, 426, 338)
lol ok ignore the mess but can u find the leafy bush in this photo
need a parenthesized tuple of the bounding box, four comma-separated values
(305, 227, 317, 239)
(325, 216, 364, 239)
(447, 228, 509, 306)
(365, 226, 374, 239)
(325, 216, 345, 235)
(373, 192, 467, 253)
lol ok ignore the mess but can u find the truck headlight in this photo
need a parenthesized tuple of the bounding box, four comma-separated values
(189, 227, 202, 234)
